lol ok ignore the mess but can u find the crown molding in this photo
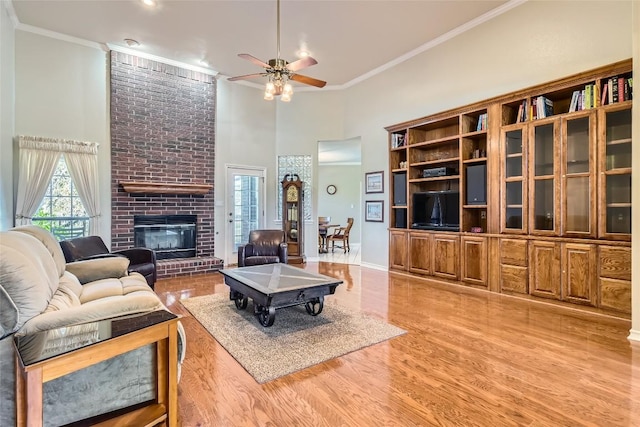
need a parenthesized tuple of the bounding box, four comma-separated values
(16, 23, 107, 51)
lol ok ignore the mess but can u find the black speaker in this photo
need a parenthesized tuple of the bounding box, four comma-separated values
(394, 209, 407, 228)
(393, 172, 407, 206)
(466, 164, 486, 205)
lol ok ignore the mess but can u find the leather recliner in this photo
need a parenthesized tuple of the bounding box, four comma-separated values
(238, 229, 288, 267)
(59, 236, 157, 288)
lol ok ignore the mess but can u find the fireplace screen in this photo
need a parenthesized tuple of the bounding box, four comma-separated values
(134, 215, 196, 260)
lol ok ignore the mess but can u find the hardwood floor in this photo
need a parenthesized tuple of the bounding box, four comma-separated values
(156, 263, 640, 426)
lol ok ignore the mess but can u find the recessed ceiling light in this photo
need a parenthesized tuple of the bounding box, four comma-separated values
(124, 38, 140, 47)
(296, 50, 310, 58)
(142, 0, 157, 7)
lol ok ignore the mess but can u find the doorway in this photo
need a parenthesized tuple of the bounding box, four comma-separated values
(317, 137, 362, 264)
(225, 165, 267, 265)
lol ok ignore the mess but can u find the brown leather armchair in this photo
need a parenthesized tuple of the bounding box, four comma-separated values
(59, 236, 157, 289)
(238, 229, 288, 267)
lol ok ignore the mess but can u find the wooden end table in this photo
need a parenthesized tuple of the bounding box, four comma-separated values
(14, 310, 180, 427)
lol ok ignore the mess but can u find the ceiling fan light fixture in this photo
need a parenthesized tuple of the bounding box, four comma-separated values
(280, 92, 291, 102)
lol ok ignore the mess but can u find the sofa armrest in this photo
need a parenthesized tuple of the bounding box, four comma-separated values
(66, 257, 130, 285)
(114, 248, 156, 266)
(237, 243, 255, 267)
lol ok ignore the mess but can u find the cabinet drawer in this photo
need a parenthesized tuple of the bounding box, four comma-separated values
(599, 277, 631, 313)
(599, 246, 631, 281)
(500, 239, 527, 267)
(500, 265, 528, 294)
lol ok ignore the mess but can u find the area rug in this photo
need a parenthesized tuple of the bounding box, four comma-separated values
(181, 293, 406, 384)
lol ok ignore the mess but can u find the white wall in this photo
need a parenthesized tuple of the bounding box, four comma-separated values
(317, 163, 361, 245)
(13, 30, 112, 242)
(0, 1, 15, 231)
(214, 78, 277, 260)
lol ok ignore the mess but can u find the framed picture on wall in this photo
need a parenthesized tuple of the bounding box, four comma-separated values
(365, 200, 384, 222)
(365, 171, 384, 194)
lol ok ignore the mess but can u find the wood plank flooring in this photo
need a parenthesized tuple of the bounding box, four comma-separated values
(156, 263, 640, 426)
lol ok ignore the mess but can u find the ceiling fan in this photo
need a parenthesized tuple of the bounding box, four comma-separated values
(228, 0, 326, 101)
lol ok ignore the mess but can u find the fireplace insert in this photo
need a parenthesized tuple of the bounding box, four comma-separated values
(134, 215, 196, 260)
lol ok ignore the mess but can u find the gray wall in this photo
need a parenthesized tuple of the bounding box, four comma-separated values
(317, 163, 361, 245)
(0, 2, 15, 231)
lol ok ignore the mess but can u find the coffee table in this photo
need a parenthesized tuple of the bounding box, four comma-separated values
(219, 264, 343, 327)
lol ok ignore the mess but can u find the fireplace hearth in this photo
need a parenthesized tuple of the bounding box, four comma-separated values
(134, 215, 197, 260)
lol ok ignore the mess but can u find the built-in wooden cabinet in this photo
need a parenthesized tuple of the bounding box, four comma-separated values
(461, 235, 487, 287)
(562, 242, 597, 306)
(499, 238, 528, 294)
(409, 232, 432, 275)
(529, 240, 561, 300)
(387, 59, 632, 317)
(389, 230, 408, 271)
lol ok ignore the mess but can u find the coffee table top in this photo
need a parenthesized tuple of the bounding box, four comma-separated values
(14, 310, 177, 367)
(219, 264, 342, 294)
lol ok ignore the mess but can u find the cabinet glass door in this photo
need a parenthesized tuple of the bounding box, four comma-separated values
(601, 107, 632, 237)
(502, 128, 527, 233)
(530, 121, 558, 234)
(563, 114, 595, 237)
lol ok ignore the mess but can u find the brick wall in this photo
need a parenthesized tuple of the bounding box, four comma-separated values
(110, 51, 221, 277)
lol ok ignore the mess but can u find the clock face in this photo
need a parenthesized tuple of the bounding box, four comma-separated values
(286, 186, 299, 202)
(326, 185, 337, 195)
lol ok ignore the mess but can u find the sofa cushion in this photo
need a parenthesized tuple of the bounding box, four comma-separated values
(0, 233, 59, 336)
(66, 257, 130, 285)
(12, 225, 67, 279)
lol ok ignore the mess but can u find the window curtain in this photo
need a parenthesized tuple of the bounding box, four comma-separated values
(15, 136, 101, 234)
(63, 142, 101, 235)
(14, 137, 62, 226)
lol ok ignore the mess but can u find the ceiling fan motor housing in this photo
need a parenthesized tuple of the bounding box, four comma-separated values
(268, 58, 288, 70)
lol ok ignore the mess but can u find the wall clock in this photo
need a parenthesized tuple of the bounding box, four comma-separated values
(326, 185, 337, 195)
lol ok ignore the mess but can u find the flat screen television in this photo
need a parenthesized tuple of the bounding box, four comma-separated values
(411, 190, 460, 231)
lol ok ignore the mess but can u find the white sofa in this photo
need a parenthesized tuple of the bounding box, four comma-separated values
(0, 225, 185, 426)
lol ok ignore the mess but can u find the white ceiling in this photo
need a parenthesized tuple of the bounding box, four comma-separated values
(10, 0, 514, 90)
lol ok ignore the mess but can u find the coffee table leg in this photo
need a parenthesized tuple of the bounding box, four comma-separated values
(305, 296, 324, 316)
(230, 290, 248, 310)
(255, 305, 276, 327)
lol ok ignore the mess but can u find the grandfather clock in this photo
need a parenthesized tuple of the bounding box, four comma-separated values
(281, 174, 305, 264)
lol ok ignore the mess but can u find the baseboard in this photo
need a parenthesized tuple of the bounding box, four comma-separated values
(360, 262, 387, 271)
(628, 329, 640, 342)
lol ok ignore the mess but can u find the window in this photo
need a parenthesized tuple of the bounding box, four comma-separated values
(32, 157, 89, 240)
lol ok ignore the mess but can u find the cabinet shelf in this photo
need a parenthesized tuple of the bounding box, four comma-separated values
(604, 168, 632, 175)
(409, 175, 460, 183)
(391, 146, 407, 151)
(463, 157, 487, 164)
(463, 204, 487, 209)
(391, 168, 408, 173)
(410, 157, 459, 167)
(607, 203, 631, 208)
(460, 130, 487, 139)
(506, 204, 523, 208)
(411, 136, 459, 147)
(607, 138, 632, 146)
(392, 205, 408, 209)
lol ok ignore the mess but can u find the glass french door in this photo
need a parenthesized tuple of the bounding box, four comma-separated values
(225, 166, 266, 265)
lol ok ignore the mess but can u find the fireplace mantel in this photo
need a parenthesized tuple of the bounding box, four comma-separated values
(120, 181, 212, 195)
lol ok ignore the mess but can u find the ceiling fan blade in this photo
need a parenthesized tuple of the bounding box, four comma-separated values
(290, 74, 327, 88)
(238, 53, 270, 69)
(286, 56, 318, 72)
(228, 73, 265, 82)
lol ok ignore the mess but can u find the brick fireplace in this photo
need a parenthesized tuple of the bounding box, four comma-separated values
(110, 51, 222, 278)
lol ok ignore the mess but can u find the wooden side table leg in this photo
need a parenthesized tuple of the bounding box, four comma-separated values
(156, 323, 179, 427)
(16, 356, 44, 427)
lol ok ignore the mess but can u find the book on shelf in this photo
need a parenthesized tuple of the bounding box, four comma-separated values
(534, 96, 553, 119)
(476, 113, 488, 131)
(602, 76, 633, 105)
(391, 133, 406, 149)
